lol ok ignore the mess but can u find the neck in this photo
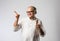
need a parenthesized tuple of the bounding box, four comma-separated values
(29, 16, 36, 20)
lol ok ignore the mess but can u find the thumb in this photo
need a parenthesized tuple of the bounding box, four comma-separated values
(36, 19, 38, 25)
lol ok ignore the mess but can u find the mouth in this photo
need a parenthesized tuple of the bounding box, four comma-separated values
(28, 13, 31, 16)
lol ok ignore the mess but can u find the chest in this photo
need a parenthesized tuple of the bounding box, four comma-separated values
(22, 19, 36, 34)
(23, 19, 36, 29)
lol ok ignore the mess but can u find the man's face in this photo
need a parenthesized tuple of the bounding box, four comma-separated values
(26, 7, 36, 18)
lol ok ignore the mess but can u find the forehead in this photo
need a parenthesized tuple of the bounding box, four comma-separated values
(27, 7, 34, 11)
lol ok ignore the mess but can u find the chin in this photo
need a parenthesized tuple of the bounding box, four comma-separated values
(28, 17, 31, 18)
(28, 16, 32, 18)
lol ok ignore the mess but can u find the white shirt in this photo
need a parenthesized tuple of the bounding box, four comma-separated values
(14, 17, 43, 41)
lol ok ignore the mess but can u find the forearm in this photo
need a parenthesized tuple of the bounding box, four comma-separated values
(36, 24, 45, 36)
(39, 26, 45, 37)
(13, 19, 19, 28)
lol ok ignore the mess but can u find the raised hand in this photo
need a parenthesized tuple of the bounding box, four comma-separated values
(35, 20, 40, 36)
(14, 11, 20, 19)
(36, 20, 40, 28)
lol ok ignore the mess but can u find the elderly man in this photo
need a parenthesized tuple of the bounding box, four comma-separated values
(13, 6, 45, 41)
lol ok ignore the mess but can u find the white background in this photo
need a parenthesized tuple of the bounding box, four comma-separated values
(0, 0, 60, 41)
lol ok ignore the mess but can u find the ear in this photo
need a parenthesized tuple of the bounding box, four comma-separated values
(34, 10, 37, 14)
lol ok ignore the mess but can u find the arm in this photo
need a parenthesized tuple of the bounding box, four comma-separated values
(13, 11, 20, 31)
(40, 25, 45, 37)
(36, 20, 45, 37)
(13, 17, 19, 28)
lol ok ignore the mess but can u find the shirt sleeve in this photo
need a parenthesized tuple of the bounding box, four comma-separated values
(39, 20, 45, 37)
(14, 18, 23, 32)
(37, 19, 45, 37)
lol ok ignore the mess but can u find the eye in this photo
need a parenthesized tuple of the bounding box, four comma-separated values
(26, 11, 34, 13)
